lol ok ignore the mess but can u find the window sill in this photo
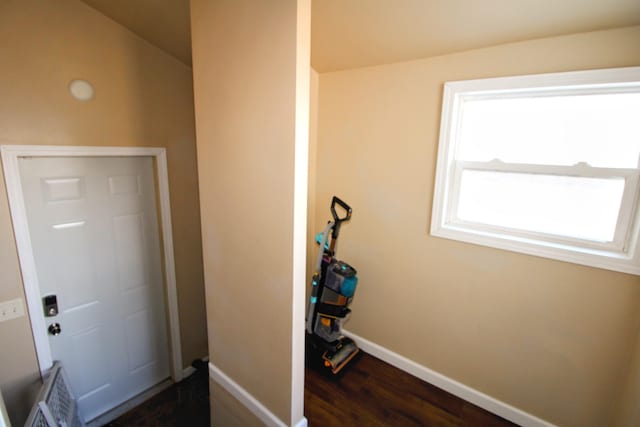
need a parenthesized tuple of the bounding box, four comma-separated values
(431, 223, 639, 276)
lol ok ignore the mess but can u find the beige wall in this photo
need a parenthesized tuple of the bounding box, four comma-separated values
(314, 26, 640, 427)
(0, 0, 207, 424)
(307, 69, 319, 283)
(616, 325, 640, 427)
(209, 380, 266, 427)
(191, 0, 309, 424)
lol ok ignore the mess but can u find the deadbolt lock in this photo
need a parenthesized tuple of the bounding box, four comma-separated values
(43, 295, 58, 317)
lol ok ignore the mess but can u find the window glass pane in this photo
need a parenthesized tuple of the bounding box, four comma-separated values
(457, 92, 640, 168)
(457, 170, 625, 242)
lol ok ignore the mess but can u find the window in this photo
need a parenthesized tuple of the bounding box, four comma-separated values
(431, 67, 640, 275)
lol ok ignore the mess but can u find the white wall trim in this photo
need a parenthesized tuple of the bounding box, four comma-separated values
(208, 362, 308, 427)
(182, 355, 210, 378)
(293, 417, 308, 427)
(0, 387, 10, 427)
(154, 148, 184, 381)
(182, 366, 197, 378)
(430, 66, 640, 276)
(291, 0, 311, 426)
(0, 144, 184, 382)
(343, 329, 557, 427)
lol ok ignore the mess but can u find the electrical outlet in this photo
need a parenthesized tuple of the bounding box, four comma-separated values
(0, 298, 25, 322)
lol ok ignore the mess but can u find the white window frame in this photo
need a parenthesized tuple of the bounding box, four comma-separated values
(431, 66, 640, 275)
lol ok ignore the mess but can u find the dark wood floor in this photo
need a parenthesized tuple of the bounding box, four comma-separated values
(305, 351, 519, 427)
(106, 361, 209, 427)
(109, 352, 518, 426)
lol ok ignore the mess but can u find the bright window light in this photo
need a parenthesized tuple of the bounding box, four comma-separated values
(431, 67, 640, 275)
(458, 93, 640, 168)
(457, 171, 624, 243)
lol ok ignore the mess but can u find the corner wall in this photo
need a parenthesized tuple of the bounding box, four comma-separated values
(315, 26, 640, 427)
(0, 1, 207, 424)
(615, 323, 640, 427)
(307, 69, 319, 283)
(190, 0, 310, 425)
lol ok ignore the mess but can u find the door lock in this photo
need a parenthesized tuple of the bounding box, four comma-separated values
(48, 323, 62, 336)
(43, 295, 58, 317)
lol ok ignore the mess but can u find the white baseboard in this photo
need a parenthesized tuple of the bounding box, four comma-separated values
(208, 362, 307, 427)
(183, 365, 196, 378)
(182, 355, 210, 378)
(343, 329, 556, 427)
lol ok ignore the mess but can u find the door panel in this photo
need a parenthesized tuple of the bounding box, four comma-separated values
(18, 156, 170, 422)
(113, 214, 148, 290)
(51, 222, 96, 307)
(125, 309, 155, 371)
(42, 176, 85, 202)
(108, 174, 140, 196)
(68, 327, 111, 396)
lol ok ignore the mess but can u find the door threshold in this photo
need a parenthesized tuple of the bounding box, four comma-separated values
(86, 378, 174, 427)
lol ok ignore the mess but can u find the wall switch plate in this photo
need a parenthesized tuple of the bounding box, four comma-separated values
(0, 298, 25, 322)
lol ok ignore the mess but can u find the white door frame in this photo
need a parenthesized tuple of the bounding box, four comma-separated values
(1, 145, 184, 382)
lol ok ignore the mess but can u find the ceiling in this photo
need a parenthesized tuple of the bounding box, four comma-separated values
(81, 0, 192, 65)
(312, 0, 640, 72)
(82, 0, 640, 72)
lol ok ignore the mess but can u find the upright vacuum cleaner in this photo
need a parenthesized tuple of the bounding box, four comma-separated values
(306, 196, 360, 374)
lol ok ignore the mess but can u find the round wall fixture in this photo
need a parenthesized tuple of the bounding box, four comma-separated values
(69, 79, 94, 101)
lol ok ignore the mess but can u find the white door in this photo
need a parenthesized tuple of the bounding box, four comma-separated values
(18, 156, 170, 422)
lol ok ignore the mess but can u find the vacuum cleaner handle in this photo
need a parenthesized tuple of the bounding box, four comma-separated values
(330, 196, 352, 241)
(331, 196, 352, 223)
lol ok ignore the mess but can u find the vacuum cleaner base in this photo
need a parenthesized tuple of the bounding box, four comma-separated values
(321, 337, 360, 374)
